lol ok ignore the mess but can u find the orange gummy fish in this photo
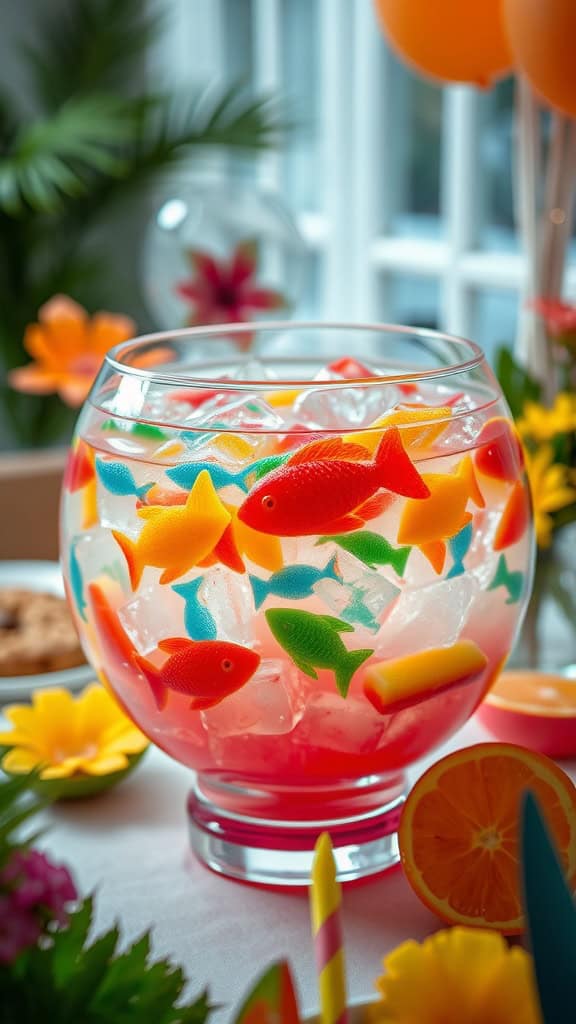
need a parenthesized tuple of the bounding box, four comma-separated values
(134, 637, 261, 711)
(237, 431, 429, 537)
(88, 579, 136, 667)
(113, 469, 230, 589)
(397, 456, 485, 573)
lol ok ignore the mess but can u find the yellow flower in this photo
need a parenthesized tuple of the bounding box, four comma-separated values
(524, 444, 576, 548)
(517, 393, 576, 442)
(0, 684, 148, 780)
(373, 927, 542, 1024)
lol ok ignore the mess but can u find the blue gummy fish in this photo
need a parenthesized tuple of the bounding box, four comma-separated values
(172, 578, 217, 641)
(446, 522, 473, 579)
(167, 461, 252, 493)
(167, 453, 289, 494)
(69, 543, 87, 621)
(249, 556, 341, 610)
(487, 554, 524, 605)
(96, 459, 152, 499)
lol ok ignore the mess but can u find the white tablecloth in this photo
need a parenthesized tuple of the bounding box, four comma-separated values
(36, 717, 575, 1021)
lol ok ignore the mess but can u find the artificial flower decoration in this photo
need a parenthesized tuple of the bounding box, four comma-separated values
(517, 393, 576, 442)
(176, 239, 286, 330)
(523, 444, 576, 548)
(533, 296, 576, 350)
(0, 684, 148, 798)
(374, 927, 542, 1024)
(9, 295, 135, 407)
(0, 849, 77, 963)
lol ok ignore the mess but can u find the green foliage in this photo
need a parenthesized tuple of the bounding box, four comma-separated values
(0, 0, 288, 448)
(0, 772, 215, 1024)
(494, 345, 542, 419)
(0, 771, 47, 869)
(0, 896, 215, 1024)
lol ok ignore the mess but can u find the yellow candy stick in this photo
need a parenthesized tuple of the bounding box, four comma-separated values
(364, 640, 488, 714)
(310, 833, 348, 1024)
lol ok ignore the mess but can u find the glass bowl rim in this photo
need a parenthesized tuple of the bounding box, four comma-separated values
(103, 319, 487, 391)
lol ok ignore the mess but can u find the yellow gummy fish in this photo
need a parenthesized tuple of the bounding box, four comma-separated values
(113, 469, 231, 590)
(397, 455, 485, 573)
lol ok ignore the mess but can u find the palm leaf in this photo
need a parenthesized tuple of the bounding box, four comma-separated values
(23, 0, 164, 111)
(521, 790, 576, 1023)
(0, 95, 137, 214)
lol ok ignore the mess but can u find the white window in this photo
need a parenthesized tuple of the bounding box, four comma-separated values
(155, 0, 576, 362)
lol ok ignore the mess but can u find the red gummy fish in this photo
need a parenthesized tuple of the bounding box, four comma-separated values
(133, 638, 261, 711)
(237, 430, 429, 536)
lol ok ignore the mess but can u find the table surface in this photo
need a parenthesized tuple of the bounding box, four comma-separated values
(36, 716, 576, 1022)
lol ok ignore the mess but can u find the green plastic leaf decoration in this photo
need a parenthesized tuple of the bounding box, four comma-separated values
(234, 961, 300, 1024)
(521, 790, 576, 1023)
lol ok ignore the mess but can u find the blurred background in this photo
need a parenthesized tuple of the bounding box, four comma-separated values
(0, 0, 573, 552)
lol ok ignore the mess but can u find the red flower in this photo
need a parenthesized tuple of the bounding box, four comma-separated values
(531, 297, 576, 337)
(176, 240, 286, 329)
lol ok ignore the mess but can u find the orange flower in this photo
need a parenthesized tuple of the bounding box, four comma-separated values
(9, 295, 135, 407)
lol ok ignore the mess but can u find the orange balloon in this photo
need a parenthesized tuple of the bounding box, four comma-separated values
(504, 0, 576, 117)
(374, 0, 513, 88)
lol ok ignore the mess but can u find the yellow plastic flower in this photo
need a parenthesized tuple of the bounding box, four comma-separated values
(373, 927, 542, 1024)
(8, 295, 135, 407)
(0, 684, 148, 780)
(524, 444, 576, 548)
(517, 393, 576, 442)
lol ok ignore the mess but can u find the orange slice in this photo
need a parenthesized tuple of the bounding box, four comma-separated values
(477, 670, 576, 758)
(399, 742, 576, 934)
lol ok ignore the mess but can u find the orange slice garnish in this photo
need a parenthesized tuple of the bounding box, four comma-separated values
(477, 671, 576, 758)
(399, 742, 576, 934)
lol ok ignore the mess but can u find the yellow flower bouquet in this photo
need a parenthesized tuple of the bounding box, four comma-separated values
(497, 313, 576, 671)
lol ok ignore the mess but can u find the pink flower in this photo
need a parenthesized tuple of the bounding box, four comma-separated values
(532, 297, 576, 337)
(1, 849, 77, 927)
(0, 893, 41, 964)
(176, 240, 286, 336)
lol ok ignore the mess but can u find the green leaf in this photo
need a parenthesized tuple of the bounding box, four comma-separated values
(495, 346, 542, 419)
(51, 897, 95, 988)
(60, 925, 121, 1015)
(521, 791, 576, 1023)
(23, 0, 165, 111)
(0, 95, 137, 215)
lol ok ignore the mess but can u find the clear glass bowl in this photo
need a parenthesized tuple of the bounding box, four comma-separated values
(60, 322, 534, 885)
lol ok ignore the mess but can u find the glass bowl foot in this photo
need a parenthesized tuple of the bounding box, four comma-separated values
(187, 773, 407, 887)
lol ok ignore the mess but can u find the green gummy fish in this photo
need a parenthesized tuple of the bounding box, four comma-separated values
(318, 530, 411, 576)
(265, 608, 373, 698)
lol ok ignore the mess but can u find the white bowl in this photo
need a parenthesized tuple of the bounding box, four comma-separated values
(0, 561, 95, 704)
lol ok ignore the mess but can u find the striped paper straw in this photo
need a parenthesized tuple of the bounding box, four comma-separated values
(310, 832, 348, 1024)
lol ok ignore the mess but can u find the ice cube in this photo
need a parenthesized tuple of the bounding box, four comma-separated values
(185, 392, 284, 432)
(72, 528, 128, 592)
(313, 575, 399, 634)
(293, 384, 398, 430)
(201, 658, 306, 737)
(296, 692, 386, 753)
(378, 573, 480, 658)
(118, 583, 185, 655)
(201, 566, 255, 645)
(231, 358, 279, 381)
